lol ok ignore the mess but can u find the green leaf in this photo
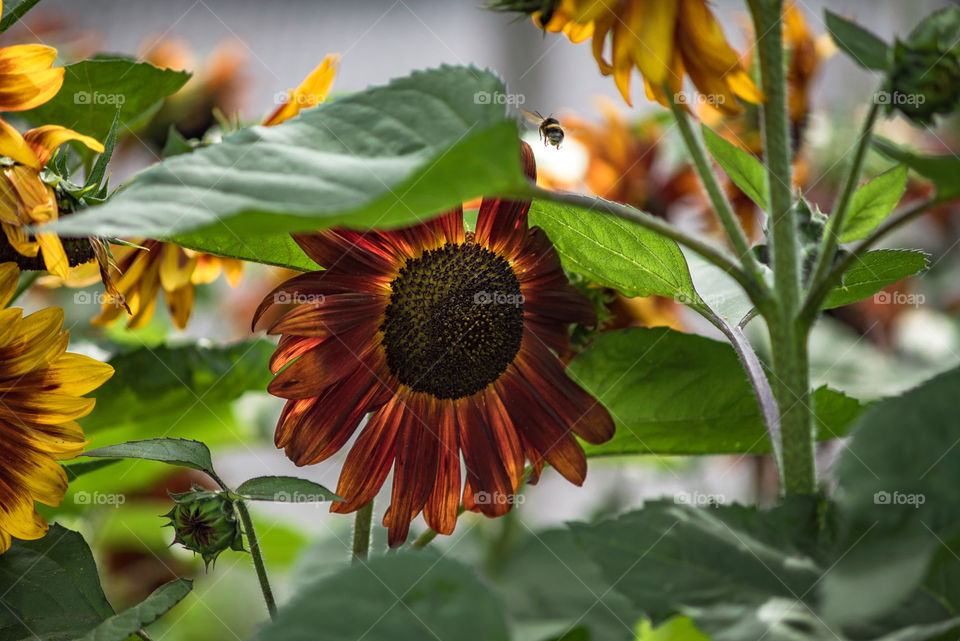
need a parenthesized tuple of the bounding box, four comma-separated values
(570, 498, 824, 634)
(64, 459, 121, 481)
(701, 124, 769, 211)
(568, 328, 862, 456)
(170, 230, 318, 271)
(840, 165, 908, 242)
(528, 200, 698, 301)
(0, 525, 114, 640)
(825, 10, 891, 71)
(256, 553, 510, 641)
(0, 0, 42, 33)
(822, 367, 960, 625)
(48, 66, 528, 245)
(81, 339, 275, 433)
(873, 137, 960, 201)
(82, 438, 216, 477)
(161, 125, 194, 158)
(79, 579, 192, 641)
(823, 249, 929, 309)
(84, 108, 121, 192)
(235, 476, 341, 502)
(19, 58, 190, 142)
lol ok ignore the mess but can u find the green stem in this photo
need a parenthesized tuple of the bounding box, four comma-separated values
(801, 199, 935, 321)
(665, 89, 768, 289)
(749, 0, 815, 494)
(352, 500, 373, 563)
(532, 186, 770, 308)
(135, 630, 155, 641)
(807, 99, 881, 295)
(234, 500, 277, 619)
(411, 506, 466, 550)
(11, 271, 39, 304)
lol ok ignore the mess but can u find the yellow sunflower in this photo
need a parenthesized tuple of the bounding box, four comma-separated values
(0, 262, 113, 553)
(0, 39, 65, 112)
(0, 120, 103, 279)
(536, 0, 763, 113)
(91, 55, 338, 330)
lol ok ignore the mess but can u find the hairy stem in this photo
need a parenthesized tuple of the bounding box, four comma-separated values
(352, 500, 374, 563)
(749, 0, 815, 494)
(666, 89, 768, 289)
(235, 500, 278, 619)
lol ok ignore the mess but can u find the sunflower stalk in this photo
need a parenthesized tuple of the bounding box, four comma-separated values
(352, 500, 374, 562)
(748, 0, 815, 495)
(233, 499, 277, 619)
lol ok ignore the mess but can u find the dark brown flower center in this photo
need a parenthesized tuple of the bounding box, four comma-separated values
(381, 241, 524, 400)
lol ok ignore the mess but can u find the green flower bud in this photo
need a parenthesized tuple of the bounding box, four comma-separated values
(163, 486, 244, 568)
(885, 8, 960, 125)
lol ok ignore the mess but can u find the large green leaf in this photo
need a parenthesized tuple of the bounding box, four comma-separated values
(50, 65, 528, 242)
(255, 553, 509, 641)
(20, 59, 190, 142)
(840, 166, 908, 242)
(873, 137, 960, 202)
(822, 367, 960, 626)
(0, 525, 114, 640)
(79, 579, 192, 641)
(568, 328, 862, 456)
(171, 230, 318, 271)
(825, 10, 891, 71)
(528, 200, 698, 301)
(82, 438, 216, 477)
(235, 476, 341, 502)
(81, 339, 274, 433)
(0, 0, 42, 32)
(701, 124, 769, 211)
(823, 249, 929, 309)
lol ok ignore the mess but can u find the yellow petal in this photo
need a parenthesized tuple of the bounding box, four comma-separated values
(2, 222, 37, 257)
(0, 262, 18, 307)
(158, 243, 198, 291)
(166, 284, 194, 330)
(634, 0, 677, 87)
(0, 118, 38, 167)
(591, 14, 616, 75)
(0, 494, 48, 540)
(611, 23, 635, 105)
(37, 233, 70, 279)
(0, 44, 57, 74)
(19, 455, 68, 507)
(262, 54, 339, 127)
(24, 125, 104, 168)
(0, 352, 114, 397)
(0, 67, 64, 112)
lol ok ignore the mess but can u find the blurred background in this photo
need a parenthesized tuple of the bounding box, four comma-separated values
(7, 1, 960, 639)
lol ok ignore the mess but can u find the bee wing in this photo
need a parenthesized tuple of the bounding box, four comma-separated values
(518, 108, 544, 125)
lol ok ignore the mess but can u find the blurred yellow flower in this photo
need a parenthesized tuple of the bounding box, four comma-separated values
(0, 262, 113, 553)
(536, 0, 763, 113)
(263, 54, 339, 126)
(0, 121, 103, 278)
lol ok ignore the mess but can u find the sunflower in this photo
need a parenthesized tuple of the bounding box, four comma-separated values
(0, 40, 65, 112)
(92, 55, 338, 330)
(0, 262, 113, 553)
(255, 143, 615, 546)
(0, 120, 104, 279)
(535, 0, 763, 113)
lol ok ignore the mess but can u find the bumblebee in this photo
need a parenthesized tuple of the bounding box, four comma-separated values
(520, 108, 564, 148)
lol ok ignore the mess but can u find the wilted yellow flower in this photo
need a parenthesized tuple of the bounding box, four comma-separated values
(536, 0, 763, 113)
(0, 262, 113, 553)
(0, 120, 103, 278)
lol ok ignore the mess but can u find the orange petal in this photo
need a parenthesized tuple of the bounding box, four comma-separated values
(24, 125, 104, 168)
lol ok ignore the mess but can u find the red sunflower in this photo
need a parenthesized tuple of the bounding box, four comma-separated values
(255, 144, 614, 546)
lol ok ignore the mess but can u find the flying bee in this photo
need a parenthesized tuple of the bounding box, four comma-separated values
(519, 108, 564, 148)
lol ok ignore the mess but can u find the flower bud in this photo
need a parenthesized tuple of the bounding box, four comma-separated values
(163, 486, 243, 568)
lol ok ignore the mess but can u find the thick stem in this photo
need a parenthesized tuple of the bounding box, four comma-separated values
(352, 500, 373, 563)
(665, 90, 768, 289)
(532, 186, 770, 308)
(749, 0, 815, 494)
(807, 100, 881, 294)
(235, 500, 278, 619)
